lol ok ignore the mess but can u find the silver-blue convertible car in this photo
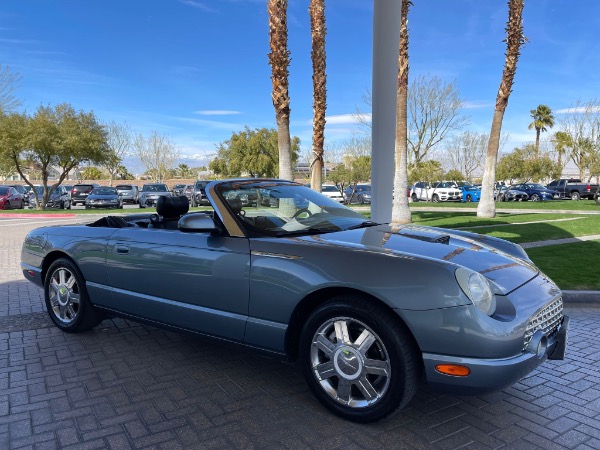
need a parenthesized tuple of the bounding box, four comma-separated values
(21, 179, 569, 422)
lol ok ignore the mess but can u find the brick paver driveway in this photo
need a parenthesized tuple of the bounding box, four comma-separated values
(1, 216, 599, 449)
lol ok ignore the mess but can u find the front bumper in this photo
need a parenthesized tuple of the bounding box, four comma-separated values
(86, 202, 120, 208)
(421, 315, 569, 395)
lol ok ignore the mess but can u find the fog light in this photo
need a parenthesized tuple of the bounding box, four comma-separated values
(435, 364, 471, 377)
(526, 331, 548, 359)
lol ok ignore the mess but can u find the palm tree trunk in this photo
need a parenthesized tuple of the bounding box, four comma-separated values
(309, 0, 326, 192)
(477, 0, 526, 219)
(268, 0, 294, 181)
(391, 0, 411, 224)
(535, 128, 540, 158)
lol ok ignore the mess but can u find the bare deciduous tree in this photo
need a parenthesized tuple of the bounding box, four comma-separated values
(354, 75, 468, 165)
(0, 64, 22, 114)
(134, 131, 180, 182)
(104, 121, 132, 186)
(408, 75, 469, 164)
(442, 131, 488, 181)
(556, 99, 600, 180)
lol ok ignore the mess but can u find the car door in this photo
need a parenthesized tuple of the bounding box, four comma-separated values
(103, 228, 251, 342)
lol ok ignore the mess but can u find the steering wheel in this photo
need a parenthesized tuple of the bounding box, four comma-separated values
(292, 208, 312, 220)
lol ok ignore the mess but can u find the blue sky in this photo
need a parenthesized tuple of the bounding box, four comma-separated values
(2, 0, 600, 173)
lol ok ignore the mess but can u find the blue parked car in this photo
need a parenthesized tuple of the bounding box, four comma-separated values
(510, 183, 560, 201)
(461, 185, 481, 203)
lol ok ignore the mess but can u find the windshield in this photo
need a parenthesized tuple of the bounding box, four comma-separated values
(116, 185, 133, 190)
(216, 180, 372, 237)
(92, 188, 117, 195)
(322, 185, 339, 193)
(142, 184, 168, 192)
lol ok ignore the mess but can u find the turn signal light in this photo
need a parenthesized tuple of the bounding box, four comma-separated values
(435, 364, 471, 377)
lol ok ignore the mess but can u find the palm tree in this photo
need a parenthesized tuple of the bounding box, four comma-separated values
(391, 0, 412, 224)
(477, 0, 526, 219)
(309, 0, 326, 192)
(529, 104, 555, 157)
(267, 0, 293, 181)
(552, 131, 572, 176)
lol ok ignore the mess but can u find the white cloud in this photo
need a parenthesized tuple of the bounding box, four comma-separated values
(194, 110, 241, 116)
(462, 101, 492, 110)
(178, 0, 218, 13)
(555, 106, 600, 114)
(325, 113, 370, 125)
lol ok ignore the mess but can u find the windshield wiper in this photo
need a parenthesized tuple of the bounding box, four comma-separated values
(346, 221, 379, 230)
(275, 226, 340, 236)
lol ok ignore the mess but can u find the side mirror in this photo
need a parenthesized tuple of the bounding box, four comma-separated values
(178, 213, 218, 233)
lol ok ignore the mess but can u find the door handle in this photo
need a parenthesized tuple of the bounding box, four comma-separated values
(115, 244, 129, 255)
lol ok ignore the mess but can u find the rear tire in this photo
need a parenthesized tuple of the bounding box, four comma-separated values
(571, 191, 580, 201)
(44, 258, 105, 332)
(300, 295, 419, 423)
(411, 194, 418, 202)
(466, 194, 472, 203)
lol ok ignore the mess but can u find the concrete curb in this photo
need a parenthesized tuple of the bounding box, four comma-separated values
(562, 290, 600, 304)
(0, 213, 76, 218)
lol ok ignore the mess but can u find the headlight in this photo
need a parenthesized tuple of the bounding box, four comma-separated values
(455, 267, 496, 315)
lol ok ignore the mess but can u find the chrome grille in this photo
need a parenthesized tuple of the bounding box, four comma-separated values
(523, 297, 563, 351)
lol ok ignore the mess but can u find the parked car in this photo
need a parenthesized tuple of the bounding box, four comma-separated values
(411, 181, 461, 202)
(0, 185, 25, 209)
(7, 184, 30, 205)
(461, 185, 481, 203)
(496, 186, 529, 202)
(344, 184, 372, 204)
(546, 178, 599, 200)
(70, 184, 100, 206)
(320, 184, 344, 203)
(182, 184, 195, 203)
(21, 178, 568, 423)
(138, 183, 172, 208)
(115, 184, 139, 204)
(85, 187, 123, 209)
(510, 183, 560, 201)
(172, 183, 187, 196)
(190, 180, 211, 207)
(44, 186, 72, 209)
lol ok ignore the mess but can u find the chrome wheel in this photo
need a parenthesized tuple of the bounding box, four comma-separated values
(48, 267, 81, 324)
(310, 317, 391, 409)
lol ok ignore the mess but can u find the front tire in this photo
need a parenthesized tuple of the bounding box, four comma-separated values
(44, 258, 105, 332)
(432, 194, 440, 203)
(300, 296, 418, 423)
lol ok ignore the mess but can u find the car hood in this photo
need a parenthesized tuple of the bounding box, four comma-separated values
(290, 224, 538, 295)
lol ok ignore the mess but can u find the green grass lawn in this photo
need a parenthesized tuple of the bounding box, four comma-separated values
(410, 199, 600, 211)
(525, 240, 600, 290)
